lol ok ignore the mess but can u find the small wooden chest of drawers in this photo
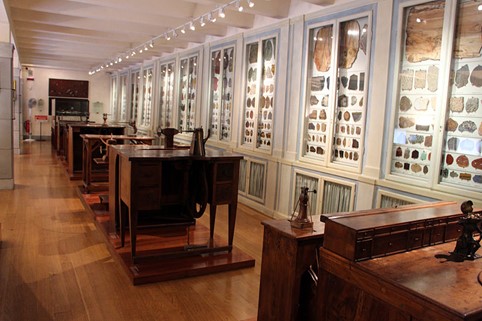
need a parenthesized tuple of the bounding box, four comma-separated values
(321, 201, 464, 261)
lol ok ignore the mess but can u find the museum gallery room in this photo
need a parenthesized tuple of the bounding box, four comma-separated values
(0, 0, 481, 320)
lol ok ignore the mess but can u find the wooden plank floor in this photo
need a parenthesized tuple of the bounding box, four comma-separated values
(0, 141, 266, 321)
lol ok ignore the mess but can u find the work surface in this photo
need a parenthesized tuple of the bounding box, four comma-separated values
(357, 242, 482, 318)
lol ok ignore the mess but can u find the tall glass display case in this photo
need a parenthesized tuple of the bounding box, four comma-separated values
(209, 44, 236, 141)
(119, 73, 128, 122)
(129, 69, 141, 123)
(388, 0, 482, 192)
(242, 35, 277, 152)
(301, 13, 372, 171)
(139, 65, 153, 128)
(158, 60, 175, 128)
(178, 53, 198, 131)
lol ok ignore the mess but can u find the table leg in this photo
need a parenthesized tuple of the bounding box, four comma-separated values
(129, 206, 138, 260)
(209, 204, 217, 246)
(228, 202, 237, 252)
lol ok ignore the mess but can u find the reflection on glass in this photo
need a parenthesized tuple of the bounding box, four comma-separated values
(140, 67, 153, 127)
(242, 37, 276, 151)
(119, 74, 128, 121)
(390, 1, 445, 179)
(178, 55, 198, 131)
(440, 0, 482, 189)
(130, 70, 140, 122)
(159, 61, 175, 128)
(209, 46, 235, 141)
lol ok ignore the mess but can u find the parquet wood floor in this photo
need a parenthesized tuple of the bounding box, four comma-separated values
(0, 141, 268, 321)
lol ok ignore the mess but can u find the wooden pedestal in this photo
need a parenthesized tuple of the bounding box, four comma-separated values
(257, 218, 325, 321)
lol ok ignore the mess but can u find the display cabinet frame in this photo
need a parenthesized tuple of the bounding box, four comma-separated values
(384, 0, 482, 197)
(375, 190, 421, 209)
(320, 176, 355, 214)
(155, 57, 177, 130)
(207, 40, 237, 143)
(177, 48, 203, 134)
(299, 9, 374, 174)
(118, 72, 129, 123)
(238, 156, 268, 204)
(239, 29, 281, 155)
(110, 74, 118, 121)
(129, 68, 141, 124)
(138, 63, 155, 131)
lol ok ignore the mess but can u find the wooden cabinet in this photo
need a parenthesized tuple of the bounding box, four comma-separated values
(66, 123, 124, 179)
(321, 201, 463, 261)
(258, 218, 325, 321)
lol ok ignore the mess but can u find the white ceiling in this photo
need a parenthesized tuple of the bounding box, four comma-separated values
(2, 0, 334, 72)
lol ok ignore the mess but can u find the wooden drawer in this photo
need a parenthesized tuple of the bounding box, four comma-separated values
(135, 164, 161, 187)
(372, 231, 408, 258)
(355, 239, 372, 261)
(135, 187, 160, 210)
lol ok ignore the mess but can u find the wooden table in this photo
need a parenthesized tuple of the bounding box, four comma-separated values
(66, 123, 125, 179)
(317, 242, 482, 321)
(258, 218, 325, 321)
(109, 145, 243, 261)
(315, 201, 481, 321)
(80, 134, 155, 193)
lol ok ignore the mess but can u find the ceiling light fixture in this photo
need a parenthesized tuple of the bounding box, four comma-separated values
(90, 0, 252, 74)
(219, 7, 226, 18)
(236, 0, 244, 12)
(208, 12, 216, 23)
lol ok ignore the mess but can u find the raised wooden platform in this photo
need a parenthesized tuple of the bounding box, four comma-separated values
(78, 188, 255, 285)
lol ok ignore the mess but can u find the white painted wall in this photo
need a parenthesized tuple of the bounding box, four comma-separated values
(21, 67, 111, 139)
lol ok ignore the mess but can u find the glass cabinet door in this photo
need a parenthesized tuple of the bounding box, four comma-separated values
(110, 76, 117, 120)
(439, 0, 482, 189)
(178, 54, 198, 131)
(158, 61, 175, 128)
(209, 45, 235, 141)
(119, 73, 128, 122)
(130, 69, 141, 123)
(242, 36, 277, 152)
(139, 66, 153, 128)
(388, 0, 482, 192)
(302, 14, 371, 170)
(390, 1, 445, 180)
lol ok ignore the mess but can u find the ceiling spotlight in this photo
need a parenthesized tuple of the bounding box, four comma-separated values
(144, 44, 149, 51)
(219, 7, 226, 18)
(149, 41, 154, 48)
(131, 51, 136, 56)
(166, 33, 171, 41)
(126, 55, 130, 59)
(200, 16, 206, 27)
(172, 29, 178, 38)
(478, 4, 482, 10)
(208, 12, 216, 23)
(236, 1, 244, 12)
(118, 57, 122, 62)
(181, 26, 186, 34)
(139, 48, 143, 53)
(247, 0, 254, 8)
(190, 21, 196, 31)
